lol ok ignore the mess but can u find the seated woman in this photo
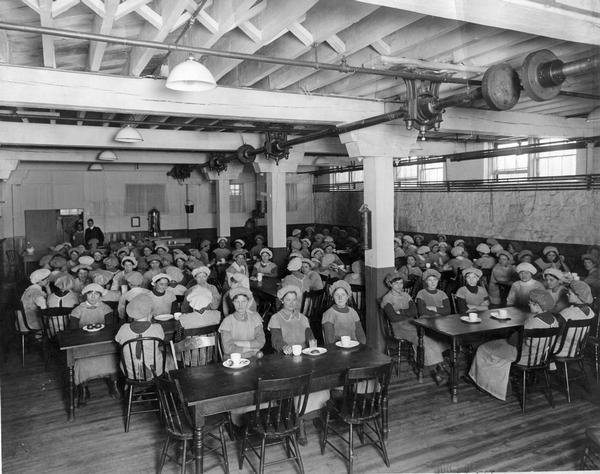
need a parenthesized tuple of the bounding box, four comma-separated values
(300, 258, 324, 291)
(212, 237, 231, 264)
(226, 249, 249, 280)
(147, 273, 177, 316)
(319, 242, 346, 279)
(71, 257, 93, 297)
(506, 262, 545, 309)
(69, 283, 119, 402)
(91, 269, 121, 304)
(582, 253, 600, 298)
(455, 267, 490, 313)
(251, 248, 278, 278)
(142, 254, 163, 288)
(218, 286, 265, 360)
(66, 247, 81, 272)
(468, 289, 558, 400)
(343, 260, 365, 286)
(299, 238, 312, 259)
(173, 253, 193, 288)
(268, 285, 316, 354)
(446, 246, 474, 277)
(543, 267, 568, 313)
(182, 266, 221, 312)
(21, 268, 51, 331)
(555, 280, 595, 357)
(322, 280, 366, 345)
(222, 273, 257, 316)
(281, 257, 309, 292)
(415, 269, 451, 318)
(474, 243, 496, 271)
(249, 235, 266, 261)
(488, 250, 516, 306)
(179, 286, 222, 329)
(115, 293, 167, 381)
(47, 273, 79, 309)
(155, 243, 173, 267)
(535, 245, 570, 274)
(164, 266, 188, 297)
(398, 254, 423, 282)
(117, 271, 150, 319)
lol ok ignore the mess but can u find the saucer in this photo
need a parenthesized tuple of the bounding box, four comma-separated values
(83, 324, 104, 332)
(335, 340, 360, 349)
(302, 347, 327, 356)
(153, 314, 173, 321)
(223, 358, 250, 369)
(490, 311, 510, 320)
(460, 316, 481, 324)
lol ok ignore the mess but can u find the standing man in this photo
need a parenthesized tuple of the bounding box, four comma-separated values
(85, 218, 105, 247)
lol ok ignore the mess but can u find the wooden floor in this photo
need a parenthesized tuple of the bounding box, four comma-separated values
(2, 343, 599, 474)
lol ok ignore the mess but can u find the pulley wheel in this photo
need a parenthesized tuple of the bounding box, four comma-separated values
(521, 49, 561, 101)
(236, 144, 256, 164)
(482, 63, 521, 111)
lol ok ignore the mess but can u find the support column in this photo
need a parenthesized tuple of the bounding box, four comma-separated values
(205, 165, 243, 240)
(340, 125, 417, 352)
(253, 148, 303, 269)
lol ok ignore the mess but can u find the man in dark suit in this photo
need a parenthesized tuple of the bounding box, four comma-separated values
(84, 218, 104, 247)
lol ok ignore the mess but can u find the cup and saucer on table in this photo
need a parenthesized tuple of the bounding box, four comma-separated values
(490, 308, 511, 321)
(335, 335, 360, 349)
(223, 352, 250, 369)
(460, 312, 482, 324)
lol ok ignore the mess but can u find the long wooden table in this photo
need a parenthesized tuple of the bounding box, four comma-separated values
(412, 306, 529, 403)
(176, 343, 391, 474)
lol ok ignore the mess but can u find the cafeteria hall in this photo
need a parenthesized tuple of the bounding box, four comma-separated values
(1, 1, 600, 473)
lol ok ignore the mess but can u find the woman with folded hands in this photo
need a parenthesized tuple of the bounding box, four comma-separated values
(322, 280, 365, 345)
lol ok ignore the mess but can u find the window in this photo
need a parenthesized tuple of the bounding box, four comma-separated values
(491, 141, 529, 179)
(125, 184, 167, 214)
(535, 138, 577, 177)
(331, 169, 363, 184)
(395, 161, 444, 186)
(230, 182, 245, 213)
(286, 183, 298, 212)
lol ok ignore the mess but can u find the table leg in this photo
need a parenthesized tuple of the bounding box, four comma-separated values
(417, 327, 424, 383)
(450, 338, 459, 403)
(67, 365, 75, 421)
(193, 408, 205, 474)
(382, 394, 389, 440)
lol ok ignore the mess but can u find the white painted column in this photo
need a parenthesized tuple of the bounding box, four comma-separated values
(340, 124, 417, 351)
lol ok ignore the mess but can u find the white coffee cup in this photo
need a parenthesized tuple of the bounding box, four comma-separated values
(468, 312, 478, 322)
(341, 335, 351, 347)
(230, 353, 242, 365)
(498, 309, 507, 318)
(173, 312, 182, 321)
(292, 344, 302, 356)
(257, 273, 263, 282)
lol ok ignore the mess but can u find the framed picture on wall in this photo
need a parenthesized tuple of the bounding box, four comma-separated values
(131, 216, 140, 228)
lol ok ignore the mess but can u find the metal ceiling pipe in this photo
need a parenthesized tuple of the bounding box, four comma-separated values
(543, 55, 600, 87)
(0, 21, 481, 86)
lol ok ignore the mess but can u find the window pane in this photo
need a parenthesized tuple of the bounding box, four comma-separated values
(286, 183, 298, 212)
(230, 183, 245, 213)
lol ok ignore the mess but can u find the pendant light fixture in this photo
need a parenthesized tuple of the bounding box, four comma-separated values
(114, 125, 143, 143)
(165, 55, 216, 92)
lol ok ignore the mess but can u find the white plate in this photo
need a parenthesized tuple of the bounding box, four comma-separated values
(335, 340, 360, 349)
(302, 347, 328, 356)
(223, 358, 250, 369)
(460, 316, 482, 324)
(83, 324, 104, 332)
(153, 314, 174, 321)
(490, 311, 510, 320)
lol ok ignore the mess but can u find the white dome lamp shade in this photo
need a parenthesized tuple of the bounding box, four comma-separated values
(114, 125, 143, 143)
(165, 56, 216, 92)
(97, 150, 118, 161)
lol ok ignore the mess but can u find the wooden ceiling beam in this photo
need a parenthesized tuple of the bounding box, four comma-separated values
(128, 0, 189, 76)
(220, 0, 376, 87)
(203, 0, 319, 81)
(89, 0, 119, 71)
(81, 0, 105, 17)
(39, 0, 56, 68)
(52, 0, 80, 17)
(325, 34, 346, 54)
(261, 8, 423, 91)
(0, 64, 384, 124)
(115, 0, 152, 21)
(355, 0, 600, 45)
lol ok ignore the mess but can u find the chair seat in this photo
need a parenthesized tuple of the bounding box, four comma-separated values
(325, 396, 381, 424)
(169, 412, 230, 439)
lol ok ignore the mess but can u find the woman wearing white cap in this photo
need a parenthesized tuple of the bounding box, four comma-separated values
(281, 257, 310, 293)
(181, 266, 221, 313)
(110, 255, 139, 291)
(226, 249, 249, 284)
(535, 245, 570, 274)
(148, 273, 177, 316)
(21, 268, 51, 330)
(179, 286, 221, 329)
(47, 273, 79, 309)
(71, 256, 94, 298)
(251, 248, 278, 278)
(322, 280, 366, 345)
(268, 285, 315, 354)
(488, 251, 517, 306)
(542, 267, 568, 312)
(212, 237, 231, 263)
(155, 243, 173, 266)
(142, 254, 163, 288)
(69, 283, 114, 328)
(506, 262, 545, 309)
(455, 267, 490, 313)
(222, 273, 257, 316)
(300, 258, 324, 291)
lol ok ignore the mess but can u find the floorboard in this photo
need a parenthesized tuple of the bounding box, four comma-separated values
(2, 344, 599, 473)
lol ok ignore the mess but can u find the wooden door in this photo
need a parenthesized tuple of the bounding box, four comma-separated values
(24, 210, 62, 257)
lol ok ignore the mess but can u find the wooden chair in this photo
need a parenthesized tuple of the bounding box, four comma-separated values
(319, 363, 392, 474)
(581, 425, 600, 470)
(551, 317, 594, 402)
(120, 336, 166, 432)
(379, 311, 415, 378)
(155, 373, 229, 474)
(238, 372, 312, 474)
(40, 307, 73, 366)
(300, 289, 327, 345)
(170, 324, 221, 369)
(586, 302, 600, 383)
(14, 302, 44, 367)
(349, 284, 366, 327)
(510, 326, 561, 413)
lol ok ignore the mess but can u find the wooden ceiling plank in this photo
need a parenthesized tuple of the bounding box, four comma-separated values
(52, 0, 80, 17)
(89, 0, 119, 71)
(128, 0, 189, 76)
(171, 12, 192, 33)
(238, 20, 262, 43)
(135, 5, 163, 30)
(288, 21, 314, 47)
(262, 8, 423, 91)
(204, 0, 320, 80)
(148, 116, 170, 129)
(39, 0, 56, 68)
(196, 10, 219, 34)
(220, 0, 377, 87)
(0, 30, 10, 64)
(355, 0, 600, 45)
(115, 0, 153, 21)
(326, 34, 346, 54)
(370, 39, 391, 56)
(21, 0, 40, 14)
(81, 0, 105, 17)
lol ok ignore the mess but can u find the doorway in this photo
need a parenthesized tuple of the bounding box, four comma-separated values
(24, 209, 83, 256)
